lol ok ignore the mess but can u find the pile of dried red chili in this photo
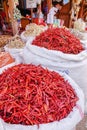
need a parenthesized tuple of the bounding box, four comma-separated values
(0, 64, 78, 125)
(32, 28, 84, 54)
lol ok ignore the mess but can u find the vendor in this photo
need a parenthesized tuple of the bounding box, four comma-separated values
(0, 9, 6, 30)
(25, 0, 41, 17)
(33, 3, 42, 18)
(47, 1, 63, 26)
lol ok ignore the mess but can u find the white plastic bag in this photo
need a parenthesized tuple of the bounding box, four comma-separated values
(22, 39, 87, 112)
(0, 66, 84, 130)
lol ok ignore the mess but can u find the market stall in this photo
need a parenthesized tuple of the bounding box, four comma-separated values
(0, 0, 87, 130)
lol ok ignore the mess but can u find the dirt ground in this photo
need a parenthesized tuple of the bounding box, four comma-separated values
(76, 115, 87, 130)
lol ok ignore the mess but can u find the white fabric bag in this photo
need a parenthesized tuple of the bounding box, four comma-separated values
(0, 62, 16, 74)
(22, 39, 87, 112)
(20, 31, 35, 42)
(4, 45, 24, 63)
(80, 40, 87, 49)
(0, 65, 84, 130)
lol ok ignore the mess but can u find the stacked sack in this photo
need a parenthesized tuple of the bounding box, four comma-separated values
(22, 27, 87, 112)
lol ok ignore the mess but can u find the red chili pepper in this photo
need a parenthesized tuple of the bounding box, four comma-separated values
(0, 64, 78, 125)
(32, 28, 84, 54)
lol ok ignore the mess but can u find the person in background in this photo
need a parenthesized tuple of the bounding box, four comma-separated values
(0, 9, 6, 31)
(0, 15, 3, 30)
(42, 0, 48, 21)
(33, 3, 42, 18)
(47, 1, 63, 27)
(0, 8, 6, 22)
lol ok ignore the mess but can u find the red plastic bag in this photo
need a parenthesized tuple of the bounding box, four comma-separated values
(0, 52, 15, 68)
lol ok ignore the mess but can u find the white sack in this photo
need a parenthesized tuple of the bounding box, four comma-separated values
(4, 45, 24, 63)
(0, 62, 16, 74)
(0, 66, 84, 130)
(20, 31, 36, 42)
(80, 40, 87, 49)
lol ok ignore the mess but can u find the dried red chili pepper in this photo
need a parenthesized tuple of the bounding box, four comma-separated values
(32, 28, 84, 54)
(0, 64, 78, 125)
